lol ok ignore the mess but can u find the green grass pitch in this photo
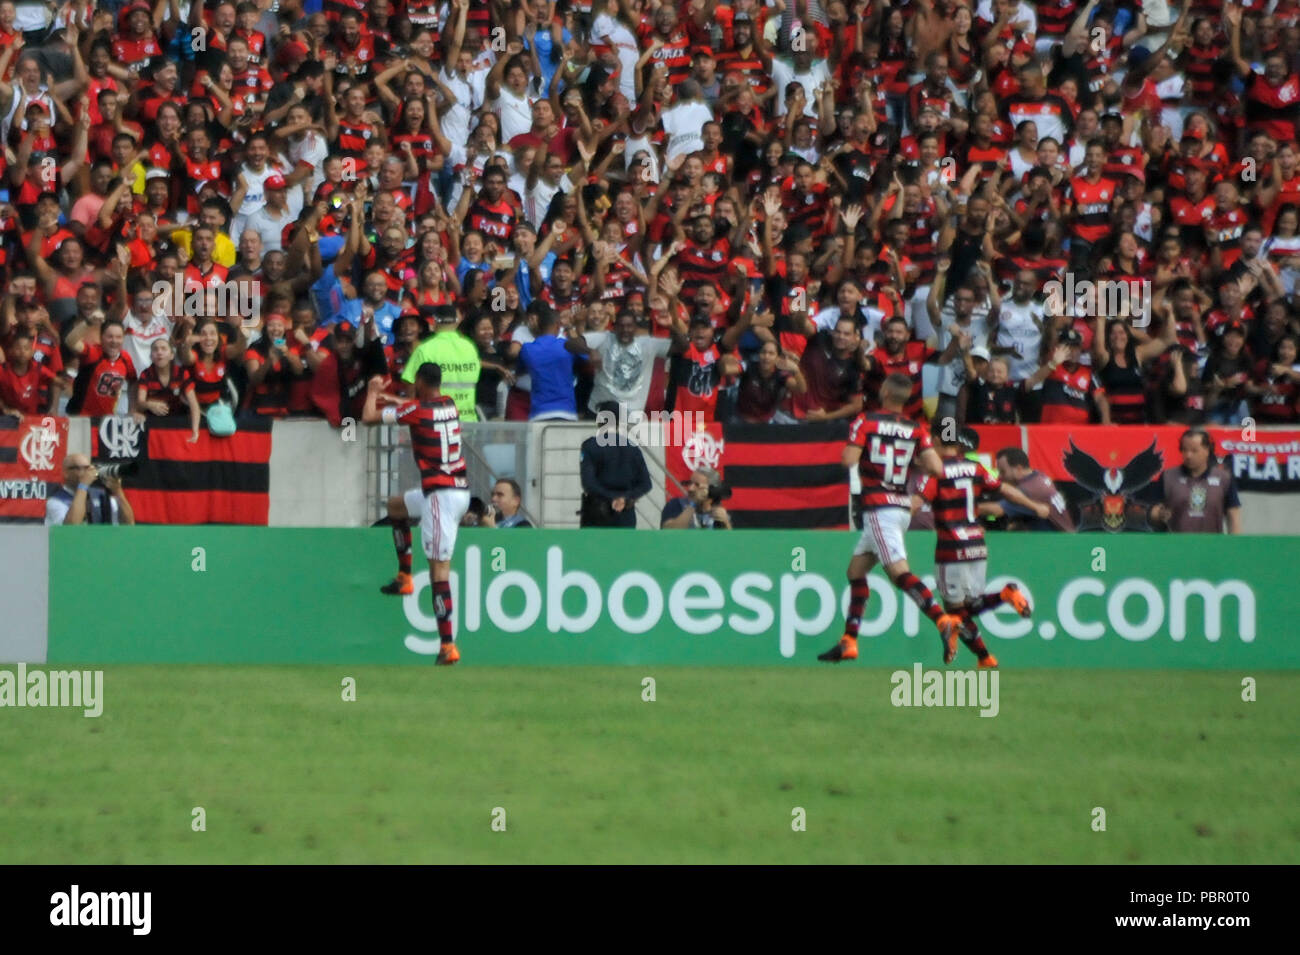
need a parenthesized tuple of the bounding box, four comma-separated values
(2, 666, 1296, 863)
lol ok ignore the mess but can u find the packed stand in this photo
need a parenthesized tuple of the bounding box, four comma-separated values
(0, 0, 1298, 434)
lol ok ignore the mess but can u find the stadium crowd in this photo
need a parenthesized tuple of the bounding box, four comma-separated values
(0, 0, 1298, 434)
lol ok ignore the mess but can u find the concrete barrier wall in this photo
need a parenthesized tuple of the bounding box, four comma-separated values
(1238, 493, 1297, 535)
(54, 416, 1300, 534)
(0, 526, 49, 663)
(267, 420, 370, 527)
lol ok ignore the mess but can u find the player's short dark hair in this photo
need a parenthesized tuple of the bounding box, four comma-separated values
(416, 363, 443, 389)
(880, 373, 912, 405)
(997, 447, 1029, 469)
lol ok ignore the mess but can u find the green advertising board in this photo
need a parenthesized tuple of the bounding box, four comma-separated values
(46, 528, 1298, 668)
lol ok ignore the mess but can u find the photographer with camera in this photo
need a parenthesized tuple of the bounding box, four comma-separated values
(660, 467, 733, 530)
(44, 454, 135, 526)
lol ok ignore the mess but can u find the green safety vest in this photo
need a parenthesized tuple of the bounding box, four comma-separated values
(401, 331, 482, 422)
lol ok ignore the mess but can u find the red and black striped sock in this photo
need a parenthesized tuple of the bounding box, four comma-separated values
(393, 523, 412, 575)
(971, 591, 1004, 613)
(845, 577, 870, 637)
(960, 612, 990, 660)
(433, 580, 454, 643)
(898, 573, 944, 622)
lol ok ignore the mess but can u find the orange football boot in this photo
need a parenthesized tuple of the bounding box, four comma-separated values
(937, 614, 963, 664)
(1001, 583, 1032, 618)
(381, 572, 414, 596)
(817, 635, 859, 662)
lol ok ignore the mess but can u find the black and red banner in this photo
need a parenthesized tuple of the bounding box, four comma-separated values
(1211, 429, 1300, 491)
(666, 420, 851, 528)
(90, 416, 272, 524)
(1026, 425, 1300, 494)
(0, 415, 68, 522)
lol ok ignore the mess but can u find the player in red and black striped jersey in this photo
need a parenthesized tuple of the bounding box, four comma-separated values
(363, 363, 470, 666)
(914, 427, 1049, 666)
(819, 374, 963, 664)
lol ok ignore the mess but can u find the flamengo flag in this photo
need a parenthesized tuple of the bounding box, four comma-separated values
(90, 416, 272, 525)
(665, 420, 851, 528)
(0, 414, 68, 523)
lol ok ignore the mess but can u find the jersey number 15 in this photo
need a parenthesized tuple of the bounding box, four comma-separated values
(433, 420, 463, 473)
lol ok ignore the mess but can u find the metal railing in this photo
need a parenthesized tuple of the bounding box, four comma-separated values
(367, 421, 541, 527)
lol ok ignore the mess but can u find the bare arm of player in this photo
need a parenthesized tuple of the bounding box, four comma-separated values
(999, 482, 1051, 520)
(919, 447, 945, 478)
(361, 376, 387, 425)
(1226, 506, 1243, 535)
(842, 445, 862, 470)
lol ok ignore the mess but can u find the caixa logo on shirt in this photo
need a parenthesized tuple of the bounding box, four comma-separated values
(98, 416, 143, 459)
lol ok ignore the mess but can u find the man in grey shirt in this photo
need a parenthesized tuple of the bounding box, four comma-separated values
(571, 309, 674, 418)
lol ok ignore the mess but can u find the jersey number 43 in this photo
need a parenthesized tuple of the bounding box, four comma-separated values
(869, 436, 915, 485)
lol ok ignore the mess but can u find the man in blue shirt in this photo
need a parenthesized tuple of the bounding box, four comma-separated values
(517, 303, 584, 420)
(311, 268, 403, 344)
